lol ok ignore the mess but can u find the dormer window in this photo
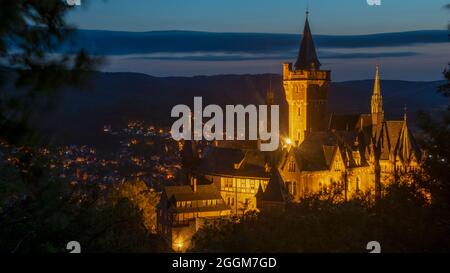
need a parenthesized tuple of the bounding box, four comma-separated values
(288, 160, 296, 172)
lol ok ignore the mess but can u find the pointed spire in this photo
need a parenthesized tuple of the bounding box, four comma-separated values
(399, 116, 412, 163)
(371, 65, 383, 115)
(294, 11, 321, 70)
(403, 104, 407, 121)
(373, 64, 381, 96)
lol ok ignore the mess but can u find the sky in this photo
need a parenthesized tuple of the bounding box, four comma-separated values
(67, 0, 450, 34)
(65, 0, 450, 80)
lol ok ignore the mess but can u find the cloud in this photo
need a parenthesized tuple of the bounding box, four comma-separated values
(122, 50, 419, 62)
(61, 29, 448, 56)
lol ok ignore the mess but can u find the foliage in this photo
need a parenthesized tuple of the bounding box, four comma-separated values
(111, 180, 161, 234)
(190, 181, 438, 253)
(0, 1, 168, 253)
(0, 147, 168, 252)
(0, 0, 100, 145)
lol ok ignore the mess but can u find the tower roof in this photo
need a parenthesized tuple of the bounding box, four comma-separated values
(294, 12, 321, 70)
(373, 65, 381, 96)
(261, 168, 288, 202)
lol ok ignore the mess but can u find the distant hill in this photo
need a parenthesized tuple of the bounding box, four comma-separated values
(11, 71, 440, 146)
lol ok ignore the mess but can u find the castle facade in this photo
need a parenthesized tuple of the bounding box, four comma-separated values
(157, 13, 422, 251)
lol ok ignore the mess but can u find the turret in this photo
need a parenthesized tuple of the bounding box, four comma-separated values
(371, 65, 384, 126)
(283, 11, 330, 146)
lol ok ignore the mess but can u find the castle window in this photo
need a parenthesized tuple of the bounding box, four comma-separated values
(231, 198, 235, 206)
(250, 180, 255, 191)
(335, 161, 342, 171)
(286, 182, 292, 194)
(293, 181, 297, 195)
(298, 107, 301, 116)
(186, 201, 192, 208)
(224, 178, 233, 190)
(288, 160, 296, 172)
(240, 179, 246, 189)
(227, 197, 231, 205)
(356, 177, 360, 193)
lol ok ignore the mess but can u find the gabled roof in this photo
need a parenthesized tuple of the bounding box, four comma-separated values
(323, 145, 337, 167)
(378, 119, 421, 162)
(294, 15, 321, 70)
(260, 169, 289, 202)
(379, 120, 403, 160)
(294, 132, 339, 171)
(284, 130, 370, 171)
(396, 120, 421, 163)
(198, 146, 270, 178)
(164, 183, 222, 202)
(163, 182, 230, 213)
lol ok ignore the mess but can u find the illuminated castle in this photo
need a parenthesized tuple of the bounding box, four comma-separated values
(157, 12, 422, 251)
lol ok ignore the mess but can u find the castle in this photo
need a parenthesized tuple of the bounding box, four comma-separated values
(157, 13, 422, 251)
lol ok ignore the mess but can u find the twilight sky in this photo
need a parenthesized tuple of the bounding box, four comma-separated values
(65, 1, 450, 80)
(67, 0, 449, 34)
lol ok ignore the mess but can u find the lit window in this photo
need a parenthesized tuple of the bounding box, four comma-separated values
(225, 178, 233, 189)
(288, 160, 296, 172)
(335, 161, 341, 171)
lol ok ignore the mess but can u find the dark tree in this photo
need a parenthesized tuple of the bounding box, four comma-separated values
(0, 0, 99, 144)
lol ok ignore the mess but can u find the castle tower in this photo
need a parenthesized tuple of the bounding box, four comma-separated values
(283, 12, 330, 146)
(371, 65, 384, 126)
